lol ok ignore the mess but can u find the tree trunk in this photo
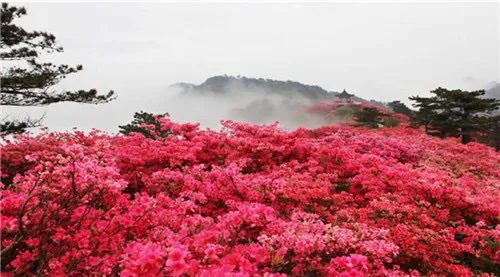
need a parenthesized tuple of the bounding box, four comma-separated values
(461, 133, 472, 144)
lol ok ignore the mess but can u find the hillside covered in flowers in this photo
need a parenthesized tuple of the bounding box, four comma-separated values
(1, 116, 499, 276)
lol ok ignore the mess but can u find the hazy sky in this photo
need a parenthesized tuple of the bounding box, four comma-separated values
(4, 2, 500, 132)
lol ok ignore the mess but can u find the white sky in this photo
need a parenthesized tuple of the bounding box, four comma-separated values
(3, 1, 500, 132)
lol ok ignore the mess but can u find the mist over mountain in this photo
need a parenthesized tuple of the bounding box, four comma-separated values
(173, 75, 336, 100)
(486, 82, 500, 100)
(172, 75, 385, 104)
(168, 75, 337, 128)
(484, 83, 500, 115)
(3, 75, 390, 133)
(168, 75, 388, 129)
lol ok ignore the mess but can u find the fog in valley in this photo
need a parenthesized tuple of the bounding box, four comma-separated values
(3, 77, 340, 132)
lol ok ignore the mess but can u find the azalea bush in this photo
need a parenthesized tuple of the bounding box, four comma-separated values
(1, 115, 499, 276)
(306, 101, 410, 128)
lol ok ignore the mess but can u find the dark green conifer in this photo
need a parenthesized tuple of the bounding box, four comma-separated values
(410, 87, 499, 144)
(1, 3, 114, 135)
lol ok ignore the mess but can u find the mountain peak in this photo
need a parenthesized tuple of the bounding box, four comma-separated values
(173, 75, 338, 100)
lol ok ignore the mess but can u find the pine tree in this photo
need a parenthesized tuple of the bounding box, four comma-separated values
(387, 101, 413, 117)
(476, 115, 500, 150)
(0, 3, 115, 135)
(119, 111, 171, 139)
(352, 106, 385, 129)
(409, 87, 499, 144)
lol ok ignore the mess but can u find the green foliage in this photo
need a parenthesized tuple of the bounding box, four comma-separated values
(333, 105, 355, 120)
(387, 101, 413, 117)
(119, 111, 171, 139)
(382, 116, 402, 128)
(353, 106, 385, 129)
(0, 3, 115, 135)
(475, 115, 500, 150)
(409, 87, 500, 144)
(0, 117, 42, 136)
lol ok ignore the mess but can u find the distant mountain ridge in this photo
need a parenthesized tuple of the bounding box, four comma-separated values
(172, 75, 387, 107)
(173, 75, 336, 100)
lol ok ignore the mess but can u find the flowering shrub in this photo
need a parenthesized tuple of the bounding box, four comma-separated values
(307, 100, 410, 128)
(1, 115, 499, 276)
